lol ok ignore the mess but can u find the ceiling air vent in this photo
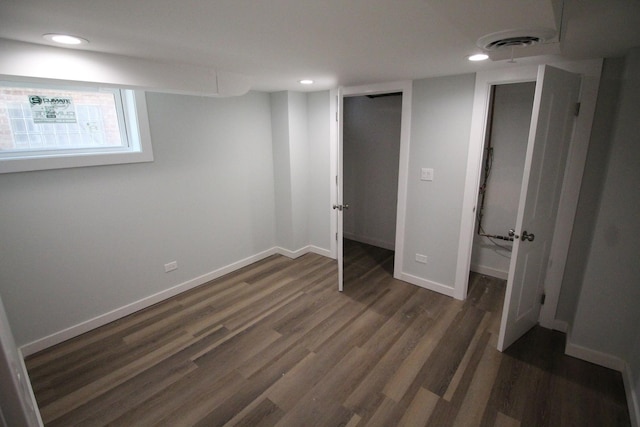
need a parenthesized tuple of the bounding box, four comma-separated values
(477, 28, 557, 51)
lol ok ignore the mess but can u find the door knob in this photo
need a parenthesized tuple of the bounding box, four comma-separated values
(508, 229, 519, 239)
(332, 204, 350, 211)
(521, 231, 535, 241)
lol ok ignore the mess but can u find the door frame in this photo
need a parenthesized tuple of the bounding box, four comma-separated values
(0, 294, 43, 425)
(331, 80, 413, 285)
(455, 59, 602, 330)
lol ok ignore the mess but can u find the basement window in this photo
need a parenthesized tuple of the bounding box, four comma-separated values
(0, 80, 153, 173)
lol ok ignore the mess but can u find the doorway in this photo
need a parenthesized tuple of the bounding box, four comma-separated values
(458, 65, 583, 351)
(342, 93, 402, 284)
(470, 82, 536, 281)
(334, 81, 413, 292)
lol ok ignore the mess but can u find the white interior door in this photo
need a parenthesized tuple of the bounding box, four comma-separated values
(497, 65, 581, 351)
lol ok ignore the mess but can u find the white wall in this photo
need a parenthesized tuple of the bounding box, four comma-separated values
(0, 39, 251, 97)
(270, 91, 332, 255)
(343, 95, 402, 250)
(471, 82, 534, 278)
(0, 91, 277, 347)
(570, 49, 640, 358)
(288, 92, 311, 251)
(556, 57, 624, 323)
(401, 74, 475, 291)
(567, 48, 640, 422)
(271, 92, 296, 249)
(307, 92, 332, 252)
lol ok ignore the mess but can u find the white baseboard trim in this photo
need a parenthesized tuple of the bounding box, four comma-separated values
(470, 263, 508, 280)
(552, 320, 568, 333)
(397, 272, 455, 298)
(565, 338, 626, 372)
(308, 245, 333, 259)
(565, 332, 639, 427)
(343, 232, 395, 251)
(21, 247, 281, 356)
(275, 245, 332, 259)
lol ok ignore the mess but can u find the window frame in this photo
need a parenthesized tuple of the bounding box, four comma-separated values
(0, 80, 153, 174)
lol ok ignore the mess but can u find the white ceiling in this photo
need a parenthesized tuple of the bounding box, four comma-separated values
(1, 0, 639, 92)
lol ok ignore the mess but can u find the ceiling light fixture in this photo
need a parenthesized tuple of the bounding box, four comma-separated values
(468, 53, 489, 62)
(299, 79, 314, 85)
(43, 33, 89, 45)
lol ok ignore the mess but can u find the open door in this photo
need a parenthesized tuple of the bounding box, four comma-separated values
(497, 65, 581, 351)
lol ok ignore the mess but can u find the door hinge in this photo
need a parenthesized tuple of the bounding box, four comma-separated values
(335, 232, 338, 241)
(574, 102, 581, 116)
(336, 175, 338, 185)
(540, 293, 546, 305)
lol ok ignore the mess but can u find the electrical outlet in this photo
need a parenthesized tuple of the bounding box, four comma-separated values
(164, 261, 178, 272)
(421, 168, 434, 181)
(415, 254, 428, 264)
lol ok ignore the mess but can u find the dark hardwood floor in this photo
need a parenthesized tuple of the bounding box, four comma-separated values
(25, 240, 630, 426)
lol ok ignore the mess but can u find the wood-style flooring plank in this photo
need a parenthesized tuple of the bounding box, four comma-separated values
(24, 242, 631, 427)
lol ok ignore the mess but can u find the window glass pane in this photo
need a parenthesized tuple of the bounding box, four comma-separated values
(14, 134, 29, 147)
(11, 118, 26, 133)
(25, 119, 37, 133)
(43, 134, 57, 146)
(7, 106, 22, 118)
(28, 134, 42, 147)
(0, 85, 125, 153)
(56, 134, 70, 146)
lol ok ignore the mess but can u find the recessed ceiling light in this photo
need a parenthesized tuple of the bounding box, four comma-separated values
(299, 79, 314, 85)
(43, 34, 89, 45)
(468, 53, 489, 62)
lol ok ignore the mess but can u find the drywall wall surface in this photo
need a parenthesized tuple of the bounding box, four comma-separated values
(471, 83, 534, 278)
(343, 95, 401, 249)
(287, 92, 310, 250)
(270, 91, 316, 252)
(570, 48, 640, 361)
(307, 91, 332, 251)
(403, 73, 475, 286)
(556, 57, 624, 324)
(0, 90, 276, 346)
(0, 39, 251, 97)
(270, 91, 295, 249)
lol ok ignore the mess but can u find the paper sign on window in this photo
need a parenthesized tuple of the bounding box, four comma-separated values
(28, 95, 77, 124)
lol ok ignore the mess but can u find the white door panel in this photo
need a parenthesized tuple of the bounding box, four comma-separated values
(498, 65, 581, 351)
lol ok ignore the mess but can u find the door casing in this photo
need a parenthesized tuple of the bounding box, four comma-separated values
(332, 81, 413, 290)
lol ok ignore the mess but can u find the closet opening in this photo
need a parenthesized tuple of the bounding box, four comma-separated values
(469, 82, 536, 293)
(342, 92, 402, 285)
